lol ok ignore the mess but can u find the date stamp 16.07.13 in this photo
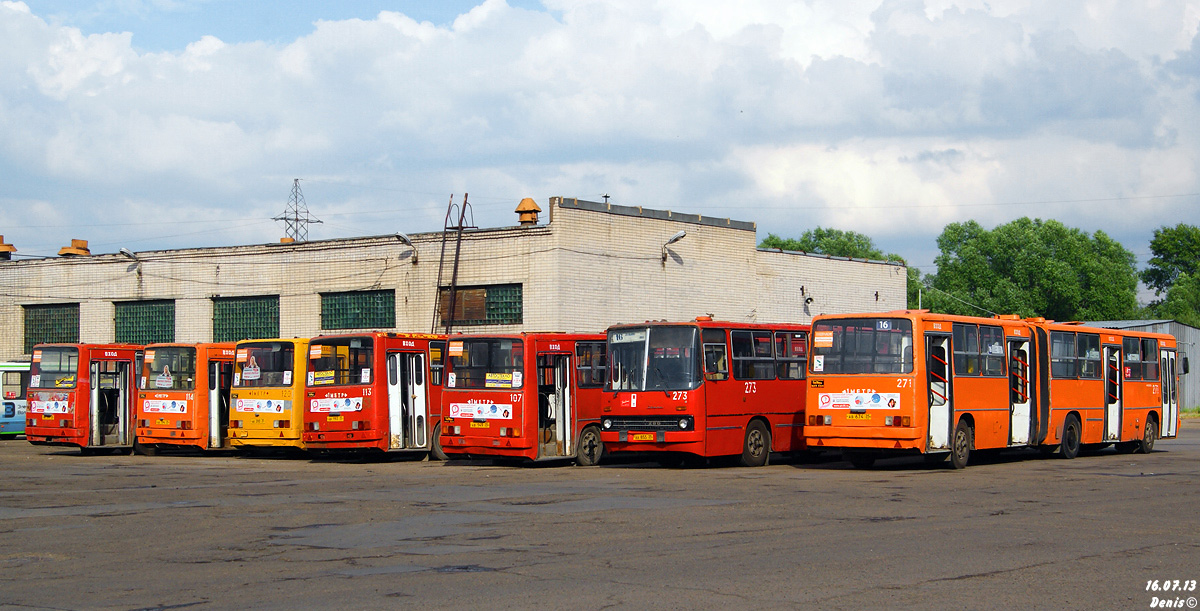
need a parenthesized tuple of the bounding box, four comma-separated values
(1146, 580, 1198, 609)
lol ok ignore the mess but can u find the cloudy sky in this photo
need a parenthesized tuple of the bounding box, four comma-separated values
(3, 0, 1199, 286)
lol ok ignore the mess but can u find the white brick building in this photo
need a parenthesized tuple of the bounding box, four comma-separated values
(0, 196, 907, 359)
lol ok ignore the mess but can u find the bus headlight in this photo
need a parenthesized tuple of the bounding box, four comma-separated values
(602, 419, 612, 430)
(679, 418, 689, 429)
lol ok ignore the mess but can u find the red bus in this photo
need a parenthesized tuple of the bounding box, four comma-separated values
(601, 318, 811, 467)
(439, 333, 608, 465)
(134, 343, 235, 454)
(25, 343, 142, 454)
(805, 311, 1182, 468)
(302, 332, 448, 458)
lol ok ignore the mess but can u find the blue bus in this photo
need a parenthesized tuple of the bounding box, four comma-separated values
(1, 361, 30, 438)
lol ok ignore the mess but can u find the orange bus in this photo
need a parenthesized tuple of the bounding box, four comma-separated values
(601, 318, 811, 467)
(439, 333, 608, 465)
(804, 311, 1182, 468)
(25, 343, 142, 454)
(134, 342, 235, 454)
(228, 337, 309, 451)
(302, 332, 447, 458)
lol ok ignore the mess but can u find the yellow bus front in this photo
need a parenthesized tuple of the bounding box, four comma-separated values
(229, 338, 309, 450)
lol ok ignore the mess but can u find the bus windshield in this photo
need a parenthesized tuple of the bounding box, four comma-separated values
(140, 347, 197, 391)
(308, 337, 373, 386)
(31, 347, 79, 389)
(234, 342, 297, 388)
(447, 338, 523, 389)
(608, 326, 700, 391)
(811, 318, 914, 375)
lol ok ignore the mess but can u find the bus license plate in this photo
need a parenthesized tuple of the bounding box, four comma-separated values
(470, 422, 489, 428)
(327, 415, 344, 422)
(156, 418, 169, 425)
(631, 432, 655, 441)
(42, 414, 54, 420)
(846, 413, 871, 420)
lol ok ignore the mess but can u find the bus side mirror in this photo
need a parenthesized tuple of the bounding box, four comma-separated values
(1183, 356, 1190, 375)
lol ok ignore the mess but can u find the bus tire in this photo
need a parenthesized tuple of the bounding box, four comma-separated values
(846, 451, 875, 469)
(575, 425, 604, 467)
(950, 422, 969, 468)
(1059, 415, 1081, 460)
(429, 423, 449, 461)
(949, 420, 972, 469)
(739, 420, 770, 467)
(1136, 418, 1157, 454)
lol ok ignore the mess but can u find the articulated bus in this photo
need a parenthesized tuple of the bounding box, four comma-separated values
(440, 333, 608, 465)
(804, 311, 1183, 468)
(1, 361, 31, 438)
(25, 343, 142, 454)
(229, 338, 309, 451)
(302, 332, 448, 458)
(602, 318, 811, 467)
(134, 343, 236, 454)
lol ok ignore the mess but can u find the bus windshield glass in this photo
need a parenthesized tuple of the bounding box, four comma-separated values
(811, 318, 914, 375)
(234, 342, 296, 388)
(447, 339, 523, 389)
(30, 347, 79, 389)
(308, 337, 374, 386)
(608, 326, 700, 391)
(140, 347, 197, 391)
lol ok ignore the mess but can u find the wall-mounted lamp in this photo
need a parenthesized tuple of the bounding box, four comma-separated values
(805, 297, 814, 305)
(119, 248, 137, 260)
(396, 233, 418, 265)
(662, 230, 686, 262)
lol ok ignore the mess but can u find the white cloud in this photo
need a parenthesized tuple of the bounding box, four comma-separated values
(0, 0, 1198, 264)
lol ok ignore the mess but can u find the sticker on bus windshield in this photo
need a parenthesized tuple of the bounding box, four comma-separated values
(512, 371, 522, 387)
(813, 331, 834, 348)
(813, 355, 824, 372)
(486, 373, 513, 388)
(30, 375, 40, 387)
(155, 367, 173, 388)
(313, 371, 335, 385)
(448, 342, 464, 357)
(282, 371, 292, 385)
(360, 368, 370, 384)
(242, 366, 261, 380)
(447, 373, 456, 388)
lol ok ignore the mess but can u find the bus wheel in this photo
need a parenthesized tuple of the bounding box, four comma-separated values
(845, 451, 874, 469)
(949, 421, 972, 469)
(1136, 419, 1157, 454)
(429, 423, 449, 461)
(739, 420, 770, 467)
(1059, 415, 1081, 460)
(575, 426, 604, 467)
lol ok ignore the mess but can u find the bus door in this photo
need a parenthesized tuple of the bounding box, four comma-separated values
(1103, 344, 1122, 442)
(537, 353, 573, 458)
(90, 360, 132, 446)
(1161, 349, 1178, 438)
(387, 352, 428, 450)
(209, 360, 233, 448)
(926, 334, 952, 451)
(1008, 339, 1032, 445)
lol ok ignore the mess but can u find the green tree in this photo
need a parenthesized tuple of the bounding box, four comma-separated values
(1142, 224, 1200, 299)
(927, 218, 1139, 321)
(760, 228, 922, 308)
(1154, 273, 1200, 327)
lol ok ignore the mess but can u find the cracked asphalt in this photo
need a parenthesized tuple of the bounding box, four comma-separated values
(1, 425, 1197, 610)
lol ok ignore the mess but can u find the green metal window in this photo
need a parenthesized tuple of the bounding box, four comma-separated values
(321, 290, 395, 330)
(438, 284, 523, 326)
(213, 295, 280, 342)
(23, 303, 80, 353)
(114, 300, 175, 345)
